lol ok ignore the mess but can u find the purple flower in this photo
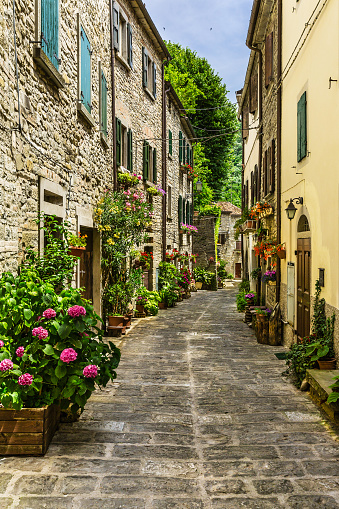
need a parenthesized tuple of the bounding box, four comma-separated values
(32, 326, 49, 340)
(60, 348, 77, 363)
(18, 373, 33, 386)
(0, 359, 13, 372)
(67, 306, 86, 318)
(83, 365, 98, 378)
(16, 347, 25, 358)
(42, 308, 56, 319)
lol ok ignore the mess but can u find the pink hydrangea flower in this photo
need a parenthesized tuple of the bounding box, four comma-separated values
(16, 347, 25, 358)
(0, 359, 13, 372)
(42, 308, 56, 319)
(126, 202, 131, 207)
(18, 373, 33, 386)
(83, 365, 98, 378)
(67, 305, 86, 317)
(60, 348, 77, 363)
(0, 340, 4, 348)
(32, 326, 49, 340)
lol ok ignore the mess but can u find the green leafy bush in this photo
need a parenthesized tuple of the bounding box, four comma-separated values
(194, 267, 213, 285)
(284, 340, 315, 388)
(136, 287, 160, 316)
(0, 268, 120, 412)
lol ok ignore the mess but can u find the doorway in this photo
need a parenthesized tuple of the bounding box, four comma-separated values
(235, 263, 242, 280)
(296, 237, 311, 340)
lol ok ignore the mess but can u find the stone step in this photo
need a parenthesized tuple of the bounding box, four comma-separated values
(306, 369, 339, 424)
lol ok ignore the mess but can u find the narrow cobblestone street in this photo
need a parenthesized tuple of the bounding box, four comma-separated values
(1, 287, 339, 508)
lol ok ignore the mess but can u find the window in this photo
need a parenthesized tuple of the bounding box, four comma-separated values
(242, 105, 249, 139)
(33, 0, 64, 87)
(186, 200, 190, 224)
(167, 185, 172, 217)
(168, 130, 172, 156)
(142, 47, 156, 98)
(41, 0, 60, 69)
(127, 129, 133, 171)
(77, 20, 94, 126)
(178, 195, 183, 227)
(116, 118, 122, 166)
(265, 32, 274, 87)
(218, 234, 226, 245)
(113, 4, 133, 68)
(179, 131, 183, 163)
(143, 142, 157, 182)
(250, 72, 258, 113)
(298, 215, 310, 232)
(297, 92, 307, 162)
(100, 67, 108, 143)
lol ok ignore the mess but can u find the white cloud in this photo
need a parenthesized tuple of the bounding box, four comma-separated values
(144, 0, 253, 101)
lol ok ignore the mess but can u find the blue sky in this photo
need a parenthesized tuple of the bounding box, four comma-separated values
(144, 0, 254, 103)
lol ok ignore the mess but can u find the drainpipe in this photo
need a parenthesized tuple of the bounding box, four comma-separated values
(276, 0, 282, 302)
(162, 64, 170, 261)
(109, 0, 117, 191)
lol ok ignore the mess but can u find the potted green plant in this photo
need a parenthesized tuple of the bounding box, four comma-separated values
(0, 269, 120, 455)
(69, 232, 87, 257)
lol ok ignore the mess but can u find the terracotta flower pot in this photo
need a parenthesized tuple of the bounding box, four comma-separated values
(158, 302, 167, 310)
(195, 282, 203, 290)
(136, 304, 145, 313)
(277, 250, 286, 259)
(69, 246, 86, 257)
(108, 316, 124, 327)
(318, 359, 336, 370)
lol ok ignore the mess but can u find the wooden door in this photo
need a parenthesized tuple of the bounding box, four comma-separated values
(235, 263, 242, 279)
(297, 238, 311, 339)
(79, 229, 93, 303)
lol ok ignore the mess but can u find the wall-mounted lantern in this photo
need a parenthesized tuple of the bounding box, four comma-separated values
(285, 197, 303, 220)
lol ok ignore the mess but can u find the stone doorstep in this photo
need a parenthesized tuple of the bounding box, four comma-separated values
(306, 369, 339, 424)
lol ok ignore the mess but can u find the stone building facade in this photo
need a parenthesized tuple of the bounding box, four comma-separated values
(0, 0, 187, 314)
(165, 82, 194, 274)
(238, 0, 279, 302)
(215, 202, 242, 279)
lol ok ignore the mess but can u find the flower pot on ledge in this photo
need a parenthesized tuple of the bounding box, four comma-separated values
(69, 246, 86, 257)
(277, 250, 286, 259)
(318, 359, 336, 370)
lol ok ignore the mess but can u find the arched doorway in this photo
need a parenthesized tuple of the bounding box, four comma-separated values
(296, 215, 311, 340)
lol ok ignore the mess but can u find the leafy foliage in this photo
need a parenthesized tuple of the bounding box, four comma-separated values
(284, 340, 315, 388)
(165, 42, 239, 198)
(221, 129, 242, 207)
(25, 215, 77, 291)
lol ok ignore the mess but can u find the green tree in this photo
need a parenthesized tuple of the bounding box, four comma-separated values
(221, 128, 242, 207)
(165, 42, 239, 198)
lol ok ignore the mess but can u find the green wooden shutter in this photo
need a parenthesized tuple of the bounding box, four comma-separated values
(186, 144, 190, 165)
(81, 27, 91, 113)
(153, 62, 157, 98)
(116, 118, 121, 166)
(101, 71, 107, 136)
(153, 148, 157, 183)
(142, 47, 148, 88)
(182, 198, 186, 225)
(127, 129, 133, 171)
(113, 6, 119, 50)
(143, 141, 149, 180)
(190, 148, 193, 166)
(169, 130, 172, 155)
(297, 92, 307, 162)
(190, 202, 193, 225)
(186, 201, 190, 224)
(127, 23, 133, 68)
(178, 195, 183, 228)
(179, 131, 183, 163)
(41, 0, 59, 69)
(183, 137, 186, 164)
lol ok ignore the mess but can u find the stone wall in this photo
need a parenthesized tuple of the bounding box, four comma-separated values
(218, 211, 242, 277)
(0, 0, 171, 307)
(193, 215, 217, 269)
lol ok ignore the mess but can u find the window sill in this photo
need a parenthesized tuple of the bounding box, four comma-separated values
(115, 52, 132, 72)
(100, 131, 109, 148)
(33, 47, 65, 89)
(77, 103, 95, 128)
(144, 87, 156, 101)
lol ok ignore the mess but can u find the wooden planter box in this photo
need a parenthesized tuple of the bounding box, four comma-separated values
(69, 246, 86, 257)
(0, 404, 60, 456)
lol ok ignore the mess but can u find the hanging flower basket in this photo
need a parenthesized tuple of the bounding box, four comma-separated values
(277, 249, 286, 259)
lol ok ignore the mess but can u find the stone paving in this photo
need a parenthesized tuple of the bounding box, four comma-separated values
(1, 287, 339, 508)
